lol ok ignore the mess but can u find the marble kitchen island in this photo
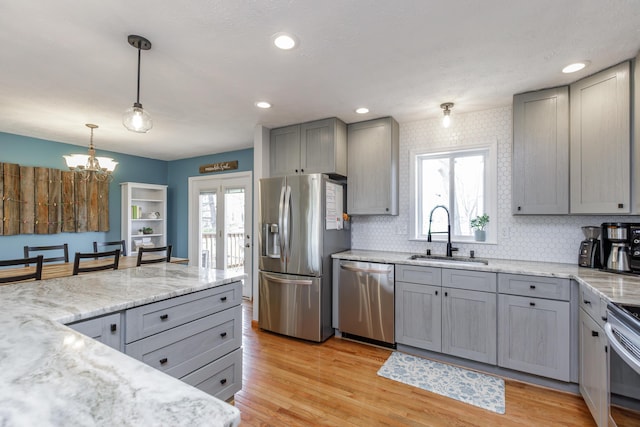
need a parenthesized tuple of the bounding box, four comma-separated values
(0, 263, 243, 427)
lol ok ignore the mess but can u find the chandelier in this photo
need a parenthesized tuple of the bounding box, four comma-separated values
(63, 124, 118, 181)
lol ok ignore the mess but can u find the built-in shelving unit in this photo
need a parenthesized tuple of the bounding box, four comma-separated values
(121, 182, 167, 256)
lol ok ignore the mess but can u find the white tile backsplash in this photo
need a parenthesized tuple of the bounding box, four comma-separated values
(350, 105, 640, 264)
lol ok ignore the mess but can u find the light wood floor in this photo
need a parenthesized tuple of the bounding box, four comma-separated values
(234, 302, 595, 426)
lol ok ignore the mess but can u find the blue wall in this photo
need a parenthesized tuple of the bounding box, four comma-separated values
(0, 132, 167, 260)
(0, 131, 254, 260)
(167, 148, 254, 258)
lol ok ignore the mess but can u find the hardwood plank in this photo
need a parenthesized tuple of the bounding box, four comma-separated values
(35, 167, 49, 234)
(87, 173, 98, 231)
(97, 178, 109, 231)
(236, 302, 596, 427)
(19, 166, 34, 234)
(61, 171, 75, 232)
(2, 163, 20, 235)
(48, 168, 62, 234)
(75, 174, 88, 232)
(0, 163, 3, 235)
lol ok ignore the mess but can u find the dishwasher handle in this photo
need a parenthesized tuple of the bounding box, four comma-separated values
(340, 262, 392, 275)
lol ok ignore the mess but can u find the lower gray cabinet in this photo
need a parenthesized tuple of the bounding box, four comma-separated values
(498, 294, 570, 381)
(182, 348, 242, 402)
(395, 281, 441, 351)
(579, 307, 607, 427)
(67, 312, 122, 351)
(443, 288, 497, 364)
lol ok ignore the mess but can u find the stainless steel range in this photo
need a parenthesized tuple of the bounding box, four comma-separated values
(605, 303, 640, 426)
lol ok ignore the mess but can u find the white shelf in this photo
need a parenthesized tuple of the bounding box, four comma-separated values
(121, 182, 168, 256)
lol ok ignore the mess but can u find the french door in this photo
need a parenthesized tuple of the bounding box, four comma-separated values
(188, 172, 252, 298)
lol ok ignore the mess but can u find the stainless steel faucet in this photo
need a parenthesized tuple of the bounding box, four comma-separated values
(427, 205, 458, 257)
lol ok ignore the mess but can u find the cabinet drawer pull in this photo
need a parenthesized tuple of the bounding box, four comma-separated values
(220, 378, 227, 385)
(435, 290, 438, 296)
(583, 300, 591, 305)
(444, 291, 448, 297)
(159, 358, 168, 365)
(220, 332, 227, 338)
(110, 323, 117, 332)
(160, 314, 169, 320)
(601, 316, 608, 322)
(529, 302, 535, 307)
(220, 296, 228, 302)
(529, 285, 536, 289)
(592, 331, 599, 337)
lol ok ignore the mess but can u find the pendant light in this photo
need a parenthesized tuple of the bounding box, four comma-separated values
(64, 124, 118, 182)
(123, 35, 153, 133)
(441, 102, 454, 128)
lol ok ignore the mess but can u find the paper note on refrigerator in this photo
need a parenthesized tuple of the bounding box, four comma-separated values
(325, 182, 344, 230)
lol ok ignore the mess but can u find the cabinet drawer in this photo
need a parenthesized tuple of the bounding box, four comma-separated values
(182, 348, 242, 402)
(126, 281, 242, 343)
(125, 305, 242, 379)
(498, 274, 570, 301)
(579, 283, 606, 326)
(442, 269, 496, 292)
(395, 264, 441, 285)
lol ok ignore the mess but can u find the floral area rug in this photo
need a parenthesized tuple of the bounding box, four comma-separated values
(377, 352, 505, 414)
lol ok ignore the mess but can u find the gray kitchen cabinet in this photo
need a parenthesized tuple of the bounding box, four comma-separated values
(442, 287, 497, 364)
(67, 312, 123, 351)
(270, 117, 347, 177)
(270, 125, 300, 177)
(125, 281, 243, 401)
(395, 281, 442, 351)
(347, 117, 399, 215)
(578, 283, 608, 427)
(512, 87, 569, 214)
(570, 61, 631, 214)
(498, 293, 570, 381)
(395, 265, 496, 364)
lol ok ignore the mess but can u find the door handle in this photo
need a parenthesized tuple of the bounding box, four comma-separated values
(340, 264, 392, 275)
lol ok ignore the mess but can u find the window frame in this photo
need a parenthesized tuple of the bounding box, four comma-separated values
(409, 140, 497, 244)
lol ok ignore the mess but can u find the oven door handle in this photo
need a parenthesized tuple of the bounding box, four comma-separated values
(605, 322, 640, 375)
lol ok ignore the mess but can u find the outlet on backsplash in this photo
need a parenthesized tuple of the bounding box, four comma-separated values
(500, 227, 510, 239)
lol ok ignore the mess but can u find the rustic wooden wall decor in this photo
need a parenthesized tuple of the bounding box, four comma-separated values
(0, 162, 110, 235)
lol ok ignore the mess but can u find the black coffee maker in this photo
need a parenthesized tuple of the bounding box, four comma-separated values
(578, 226, 601, 268)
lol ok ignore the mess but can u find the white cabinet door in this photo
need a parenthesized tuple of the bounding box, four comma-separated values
(442, 288, 497, 364)
(570, 61, 630, 213)
(347, 117, 399, 215)
(395, 281, 442, 351)
(512, 87, 569, 214)
(579, 308, 608, 427)
(68, 312, 122, 351)
(498, 294, 570, 381)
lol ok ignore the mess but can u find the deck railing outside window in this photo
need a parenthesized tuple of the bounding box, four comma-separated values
(201, 232, 244, 270)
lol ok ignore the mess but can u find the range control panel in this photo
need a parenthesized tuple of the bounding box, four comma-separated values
(630, 225, 640, 271)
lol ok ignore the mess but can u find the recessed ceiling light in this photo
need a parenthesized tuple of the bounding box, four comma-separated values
(272, 32, 297, 50)
(255, 101, 272, 109)
(355, 107, 369, 114)
(562, 61, 590, 73)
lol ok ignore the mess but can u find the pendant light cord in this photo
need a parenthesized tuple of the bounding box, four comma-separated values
(136, 47, 141, 105)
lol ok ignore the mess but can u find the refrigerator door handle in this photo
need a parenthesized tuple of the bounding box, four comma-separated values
(283, 185, 292, 260)
(262, 273, 313, 286)
(277, 185, 286, 262)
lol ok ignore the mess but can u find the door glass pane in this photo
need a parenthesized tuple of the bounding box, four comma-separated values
(199, 191, 217, 268)
(225, 188, 245, 273)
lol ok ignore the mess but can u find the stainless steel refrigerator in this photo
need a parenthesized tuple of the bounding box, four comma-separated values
(258, 173, 350, 342)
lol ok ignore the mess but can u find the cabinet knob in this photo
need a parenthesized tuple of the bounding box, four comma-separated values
(159, 358, 168, 365)
(517, 206, 522, 211)
(435, 290, 438, 296)
(529, 302, 536, 307)
(220, 296, 227, 302)
(300, 169, 304, 173)
(601, 316, 608, 322)
(583, 300, 591, 305)
(618, 203, 624, 209)
(295, 169, 298, 173)
(160, 314, 169, 320)
(444, 292, 448, 297)
(220, 378, 227, 385)
(529, 285, 536, 289)
(110, 324, 117, 332)
(220, 332, 228, 338)
(592, 331, 599, 337)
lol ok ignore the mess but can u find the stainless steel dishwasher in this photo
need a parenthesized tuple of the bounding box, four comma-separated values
(338, 260, 395, 345)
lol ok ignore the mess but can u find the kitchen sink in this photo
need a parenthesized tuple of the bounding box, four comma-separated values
(408, 254, 489, 265)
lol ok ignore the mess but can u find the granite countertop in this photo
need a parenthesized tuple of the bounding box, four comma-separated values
(333, 249, 640, 306)
(0, 263, 243, 427)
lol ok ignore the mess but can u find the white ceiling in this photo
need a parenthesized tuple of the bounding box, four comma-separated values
(0, 1, 639, 161)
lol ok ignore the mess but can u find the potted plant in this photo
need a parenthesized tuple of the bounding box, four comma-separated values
(142, 227, 154, 235)
(470, 214, 489, 241)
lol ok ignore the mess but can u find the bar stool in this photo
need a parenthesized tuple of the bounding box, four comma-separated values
(24, 244, 69, 264)
(93, 240, 127, 256)
(0, 255, 44, 283)
(73, 249, 121, 275)
(136, 245, 172, 266)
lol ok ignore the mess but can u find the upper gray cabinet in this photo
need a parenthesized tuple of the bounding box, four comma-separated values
(347, 117, 399, 215)
(570, 61, 631, 214)
(270, 118, 347, 177)
(512, 87, 569, 214)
